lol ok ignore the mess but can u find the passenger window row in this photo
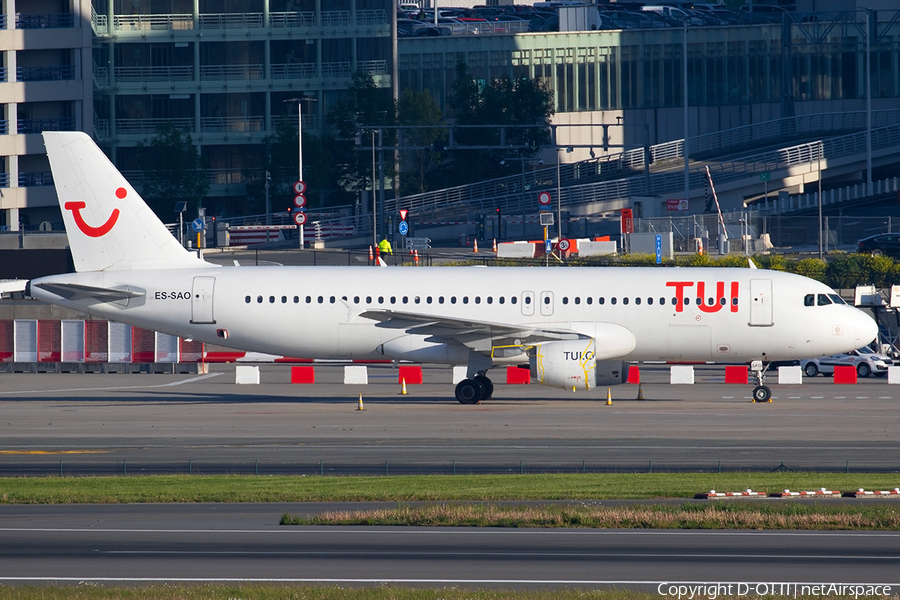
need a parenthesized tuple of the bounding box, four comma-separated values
(242, 294, 740, 307)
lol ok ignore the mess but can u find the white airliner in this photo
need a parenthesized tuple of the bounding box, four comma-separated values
(22, 132, 877, 403)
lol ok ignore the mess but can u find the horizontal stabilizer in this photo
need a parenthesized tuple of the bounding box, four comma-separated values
(34, 282, 145, 303)
(0, 279, 28, 296)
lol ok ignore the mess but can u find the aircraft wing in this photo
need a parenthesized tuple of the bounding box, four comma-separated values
(33, 282, 145, 303)
(359, 309, 584, 352)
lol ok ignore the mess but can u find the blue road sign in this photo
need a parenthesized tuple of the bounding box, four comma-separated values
(191, 218, 205, 232)
(398, 221, 409, 235)
(655, 234, 662, 264)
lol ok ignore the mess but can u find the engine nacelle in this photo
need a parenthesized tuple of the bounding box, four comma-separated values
(529, 339, 627, 390)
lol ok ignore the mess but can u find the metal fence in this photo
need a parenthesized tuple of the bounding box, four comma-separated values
(636, 214, 897, 252)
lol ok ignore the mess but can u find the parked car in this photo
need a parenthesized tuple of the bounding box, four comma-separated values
(800, 347, 892, 378)
(857, 233, 900, 257)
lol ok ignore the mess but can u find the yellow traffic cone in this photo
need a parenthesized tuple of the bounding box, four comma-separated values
(400, 378, 408, 395)
(636, 384, 644, 400)
(473, 239, 479, 253)
(357, 394, 365, 411)
(606, 388, 613, 406)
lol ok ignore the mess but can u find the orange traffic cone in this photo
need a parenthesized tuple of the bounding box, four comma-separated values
(473, 239, 479, 253)
(368, 245, 374, 261)
(492, 238, 497, 252)
(375, 245, 380, 263)
(414, 249, 419, 265)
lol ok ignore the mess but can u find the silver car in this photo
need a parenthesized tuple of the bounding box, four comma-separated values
(801, 347, 892, 378)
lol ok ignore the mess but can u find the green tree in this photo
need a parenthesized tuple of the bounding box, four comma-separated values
(327, 71, 397, 195)
(446, 60, 554, 185)
(138, 123, 209, 216)
(397, 89, 446, 196)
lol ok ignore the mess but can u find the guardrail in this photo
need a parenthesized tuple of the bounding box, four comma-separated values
(16, 65, 75, 81)
(200, 64, 265, 81)
(18, 171, 54, 187)
(114, 65, 193, 82)
(17, 118, 76, 133)
(15, 13, 75, 28)
(388, 110, 900, 221)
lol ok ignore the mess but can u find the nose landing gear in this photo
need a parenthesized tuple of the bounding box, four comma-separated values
(750, 359, 772, 403)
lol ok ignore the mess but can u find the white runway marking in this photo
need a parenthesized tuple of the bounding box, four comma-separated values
(0, 373, 222, 396)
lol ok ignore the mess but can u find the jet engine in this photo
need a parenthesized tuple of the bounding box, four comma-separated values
(529, 339, 627, 390)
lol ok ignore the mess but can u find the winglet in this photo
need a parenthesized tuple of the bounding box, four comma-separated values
(748, 258, 757, 269)
(43, 132, 211, 272)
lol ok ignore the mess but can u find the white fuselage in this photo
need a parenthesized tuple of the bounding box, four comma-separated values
(30, 265, 877, 365)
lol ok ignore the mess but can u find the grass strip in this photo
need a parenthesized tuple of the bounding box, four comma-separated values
(0, 472, 898, 504)
(0, 585, 873, 600)
(282, 501, 900, 530)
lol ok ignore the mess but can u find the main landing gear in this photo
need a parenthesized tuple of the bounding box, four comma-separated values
(455, 374, 494, 404)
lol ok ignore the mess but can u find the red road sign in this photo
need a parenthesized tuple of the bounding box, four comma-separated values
(293, 181, 306, 194)
(293, 211, 307, 226)
(399, 209, 408, 221)
(293, 194, 306, 208)
(538, 191, 552, 206)
(558, 239, 570, 251)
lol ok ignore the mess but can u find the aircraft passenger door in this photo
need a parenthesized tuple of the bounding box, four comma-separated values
(190, 276, 216, 324)
(749, 279, 773, 327)
(521, 291, 535, 316)
(540, 291, 554, 316)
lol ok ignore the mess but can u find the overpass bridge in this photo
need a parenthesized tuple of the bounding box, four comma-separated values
(385, 110, 900, 226)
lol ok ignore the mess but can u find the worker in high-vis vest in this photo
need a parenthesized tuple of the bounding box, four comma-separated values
(378, 237, 393, 255)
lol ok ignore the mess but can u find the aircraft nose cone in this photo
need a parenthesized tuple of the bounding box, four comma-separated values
(854, 309, 878, 347)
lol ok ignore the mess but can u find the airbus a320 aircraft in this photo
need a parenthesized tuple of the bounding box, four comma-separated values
(23, 132, 877, 403)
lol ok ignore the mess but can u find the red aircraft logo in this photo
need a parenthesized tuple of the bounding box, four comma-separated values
(64, 187, 125, 238)
(667, 281, 740, 313)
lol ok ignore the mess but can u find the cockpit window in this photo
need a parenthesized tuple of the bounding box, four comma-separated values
(817, 294, 833, 306)
(804, 294, 815, 307)
(828, 294, 846, 305)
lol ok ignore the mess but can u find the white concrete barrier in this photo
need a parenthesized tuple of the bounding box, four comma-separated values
(578, 241, 618, 256)
(778, 365, 803, 385)
(452, 365, 468, 384)
(670, 365, 694, 384)
(888, 366, 900, 384)
(497, 241, 535, 258)
(235, 365, 260, 384)
(343, 365, 368, 385)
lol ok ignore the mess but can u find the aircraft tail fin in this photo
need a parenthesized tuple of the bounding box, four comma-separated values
(43, 131, 209, 272)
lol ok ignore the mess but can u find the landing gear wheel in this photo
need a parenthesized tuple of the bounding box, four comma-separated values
(474, 375, 494, 400)
(752, 385, 772, 403)
(857, 363, 871, 378)
(455, 379, 484, 404)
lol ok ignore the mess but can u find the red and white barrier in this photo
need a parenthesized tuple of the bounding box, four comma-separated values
(695, 489, 765, 499)
(843, 488, 900, 497)
(769, 488, 841, 498)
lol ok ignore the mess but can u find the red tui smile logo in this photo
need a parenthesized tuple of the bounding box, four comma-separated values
(64, 187, 124, 238)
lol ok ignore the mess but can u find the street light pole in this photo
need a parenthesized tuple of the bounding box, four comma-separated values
(683, 23, 690, 212)
(297, 99, 304, 248)
(818, 145, 823, 259)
